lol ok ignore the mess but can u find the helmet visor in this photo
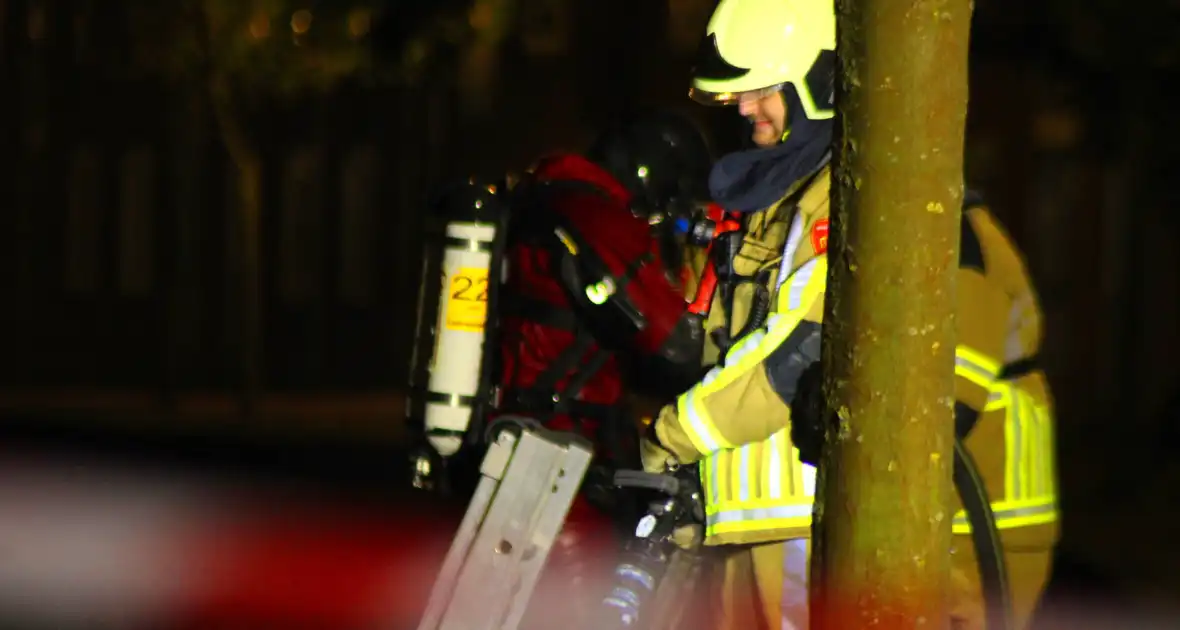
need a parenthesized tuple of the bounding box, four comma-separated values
(688, 83, 783, 107)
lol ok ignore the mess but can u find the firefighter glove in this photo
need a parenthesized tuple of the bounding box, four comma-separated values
(789, 361, 827, 467)
(640, 424, 678, 474)
(670, 522, 704, 550)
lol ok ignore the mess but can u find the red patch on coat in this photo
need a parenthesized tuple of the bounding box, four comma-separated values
(811, 219, 830, 255)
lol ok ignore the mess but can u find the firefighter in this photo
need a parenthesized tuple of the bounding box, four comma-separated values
(638, 0, 1060, 628)
(493, 110, 714, 623)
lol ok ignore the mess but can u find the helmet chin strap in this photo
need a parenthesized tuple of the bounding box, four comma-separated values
(779, 88, 793, 143)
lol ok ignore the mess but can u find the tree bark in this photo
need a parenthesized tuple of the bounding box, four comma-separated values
(210, 72, 264, 416)
(810, 0, 972, 627)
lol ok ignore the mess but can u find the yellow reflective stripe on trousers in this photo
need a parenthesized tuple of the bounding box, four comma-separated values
(695, 257, 828, 538)
(953, 381, 1058, 533)
(676, 257, 828, 459)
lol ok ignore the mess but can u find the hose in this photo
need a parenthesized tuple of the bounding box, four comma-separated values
(954, 436, 1014, 630)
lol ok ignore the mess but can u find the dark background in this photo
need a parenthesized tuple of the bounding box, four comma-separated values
(1, 0, 1178, 617)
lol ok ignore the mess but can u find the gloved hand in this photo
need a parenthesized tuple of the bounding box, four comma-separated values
(670, 521, 704, 550)
(789, 361, 827, 467)
(639, 423, 703, 550)
(640, 431, 678, 474)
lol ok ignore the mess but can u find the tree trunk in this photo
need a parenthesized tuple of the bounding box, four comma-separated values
(210, 73, 263, 416)
(810, 0, 972, 627)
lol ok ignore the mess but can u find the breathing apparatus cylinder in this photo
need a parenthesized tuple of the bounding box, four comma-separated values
(408, 180, 509, 462)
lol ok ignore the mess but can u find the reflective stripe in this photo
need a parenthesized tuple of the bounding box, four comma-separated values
(706, 455, 718, 508)
(767, 431, 782, 499)
(984, 388, 1006, 410)
(955, 345, 1002, 390)
(729, 440, 741, 500)
(706, 503, 813, 532)
(1006, 389, 1020, 498)
(703, 431, 801, 503)
(678, 389, 725, 454)
(723, 329, 768, 371)
(697, 427, 815, 536)
(675, 258, 826, 459)
(776, 210, 806, 291)
(739, 444, 752, 502)
(695, 257, 828, 540)
(801, 463, 817, 497)
(952, 499, 1057, 530)
(785, 259, 818, 310)
(952, 371, 1058, 533)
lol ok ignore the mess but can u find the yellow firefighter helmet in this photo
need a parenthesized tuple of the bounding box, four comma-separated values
(689, 0, 836, 121)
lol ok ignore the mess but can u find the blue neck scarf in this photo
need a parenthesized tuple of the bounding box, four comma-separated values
(708, 85, 834, 213)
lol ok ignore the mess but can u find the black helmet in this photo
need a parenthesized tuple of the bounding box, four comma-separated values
(587, 110, 714, 221)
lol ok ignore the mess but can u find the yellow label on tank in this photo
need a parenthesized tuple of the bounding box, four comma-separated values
(445, 266, 489, 332)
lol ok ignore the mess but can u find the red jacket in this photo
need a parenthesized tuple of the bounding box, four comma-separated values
(496, 153, 690, 448)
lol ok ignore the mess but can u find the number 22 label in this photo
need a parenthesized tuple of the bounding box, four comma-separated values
(445, 267, 489, 332)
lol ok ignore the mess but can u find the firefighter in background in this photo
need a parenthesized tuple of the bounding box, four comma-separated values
(493, 110, 714, 620)
(637, 0, 1060, 628)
